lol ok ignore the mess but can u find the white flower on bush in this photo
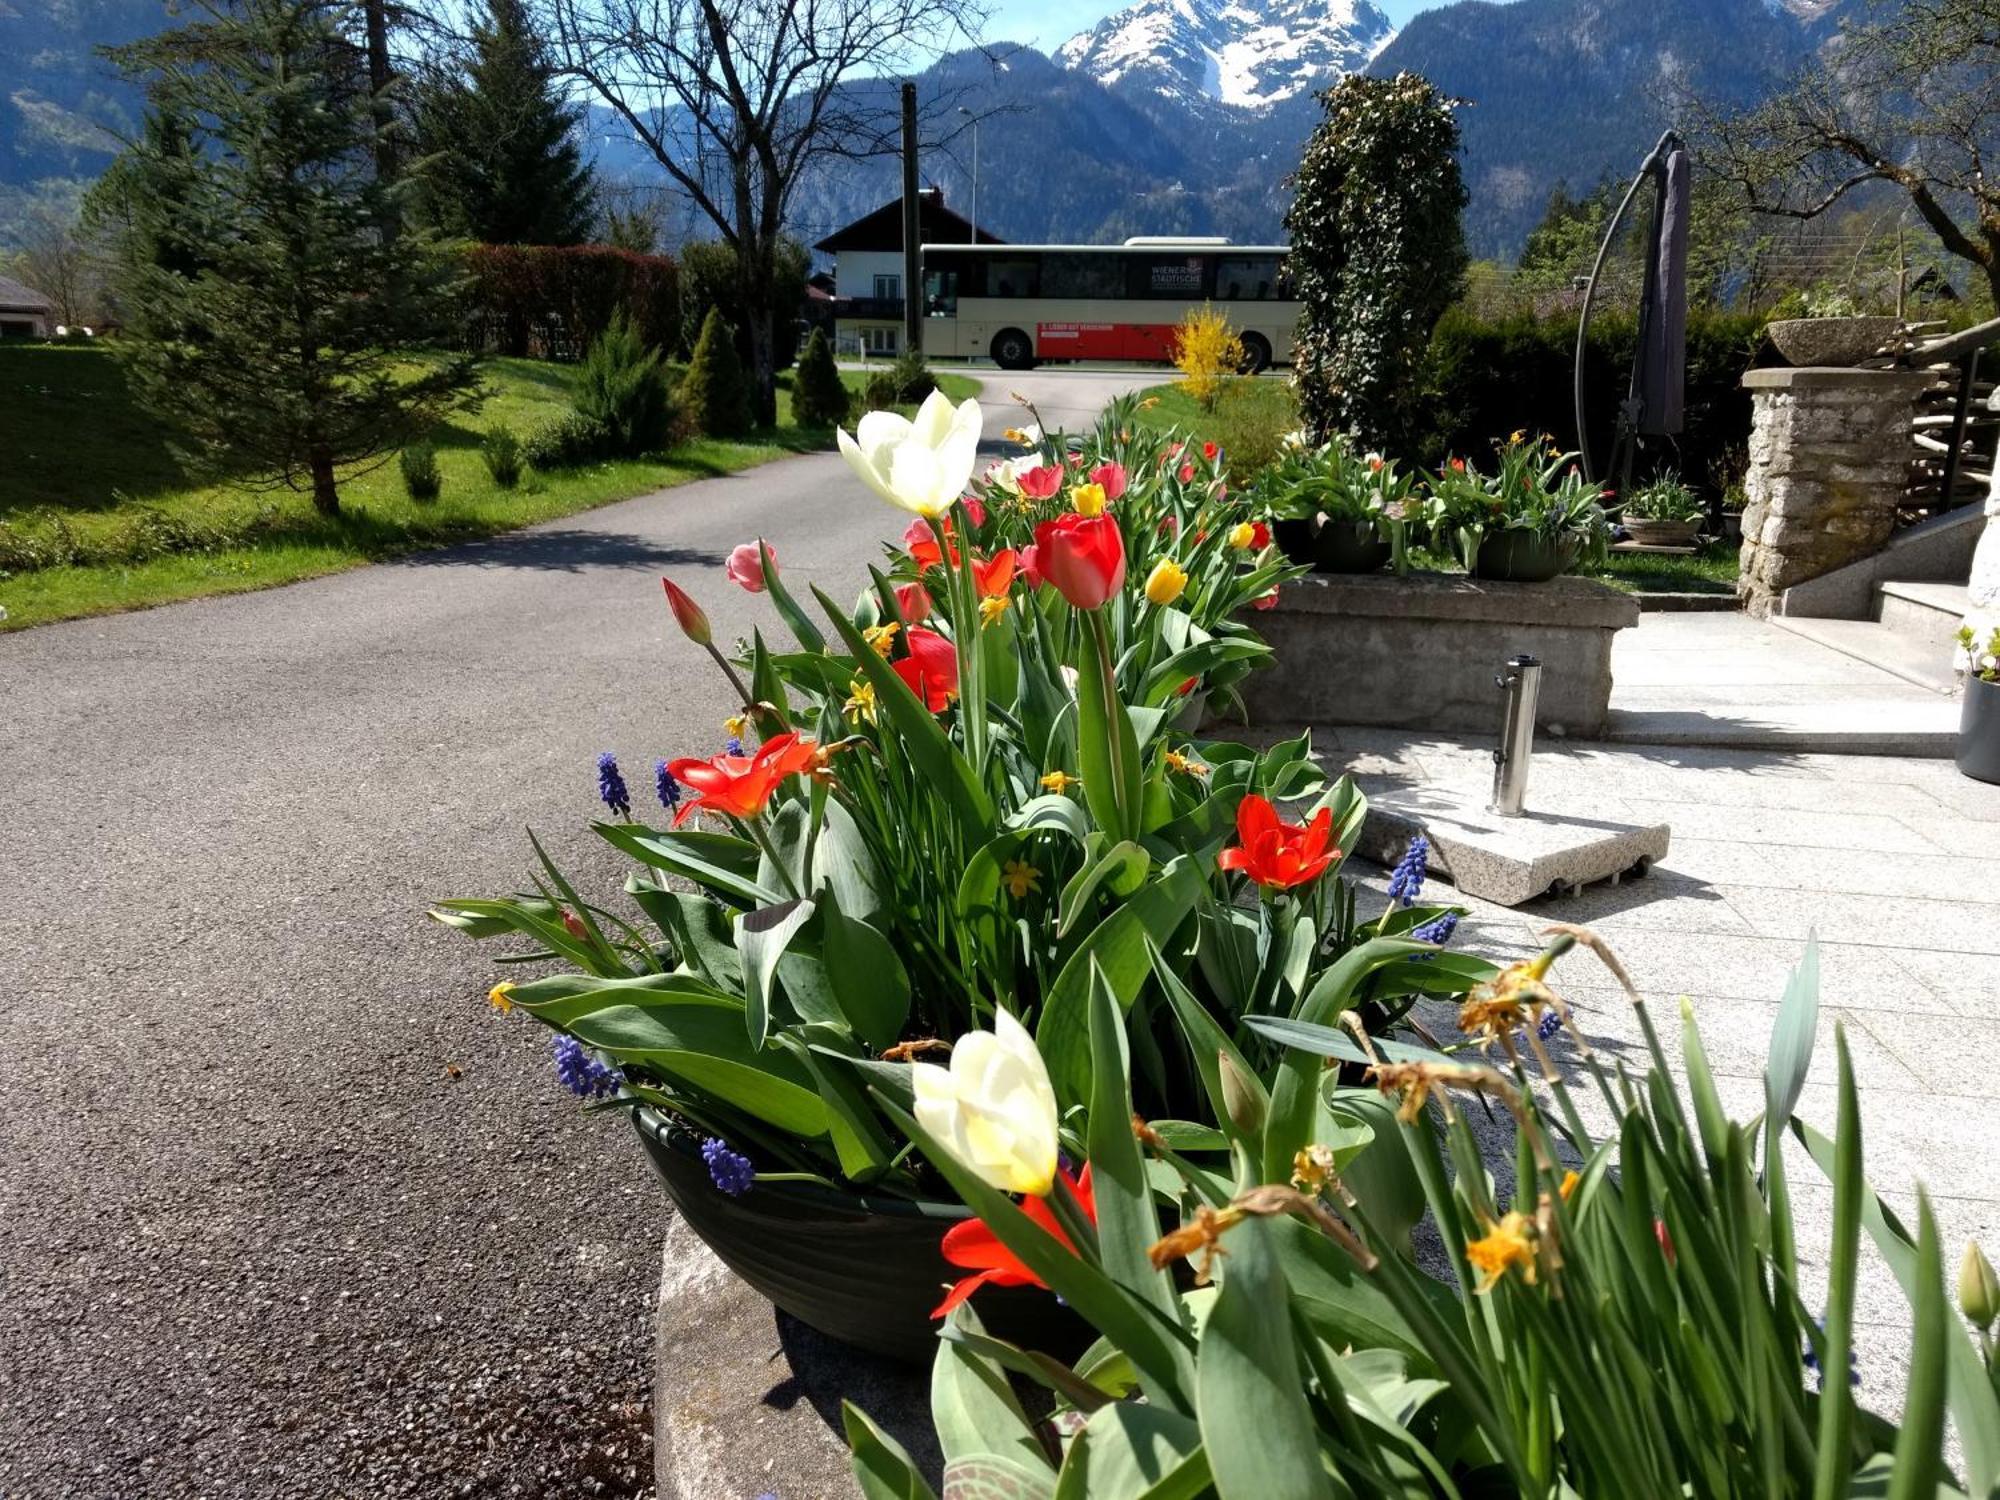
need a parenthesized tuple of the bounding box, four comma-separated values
(837, 389, 983, 518)
(911, 1008, 1059, 1197)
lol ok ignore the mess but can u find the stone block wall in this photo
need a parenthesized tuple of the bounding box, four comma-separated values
(1737, 367, 1933, 616)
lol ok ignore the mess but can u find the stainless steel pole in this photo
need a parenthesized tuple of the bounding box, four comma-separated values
(1490, 654, 1542, 817)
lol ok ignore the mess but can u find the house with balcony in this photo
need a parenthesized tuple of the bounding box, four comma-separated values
(812, 187, 1002, 358)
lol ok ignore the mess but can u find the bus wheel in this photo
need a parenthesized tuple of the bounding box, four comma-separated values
(991, 329, 1035, 371)
(1237, 333, 1272, 375)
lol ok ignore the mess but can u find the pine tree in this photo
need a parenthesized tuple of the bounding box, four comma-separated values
(679, 307, 753, 438)
(412, 0, 595, 245)
(103, 0, 476, 517)
(789, 327, 849, 429)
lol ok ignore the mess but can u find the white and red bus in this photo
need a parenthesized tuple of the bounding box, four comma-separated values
(918, 238, 1296, 373)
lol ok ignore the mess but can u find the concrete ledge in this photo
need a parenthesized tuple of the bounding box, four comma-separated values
(1241, 573, 1639, 738)
(1743, 367, 1937, 393)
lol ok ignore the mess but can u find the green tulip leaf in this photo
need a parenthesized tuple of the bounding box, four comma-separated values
(844, 1400, 941, 1500)
(932, 1304, 1055, 1476)
(1054, 1404, 1210, 1500)
(735, 898, 817, 1047)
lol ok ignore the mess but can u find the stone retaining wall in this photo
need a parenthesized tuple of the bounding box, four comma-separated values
(1737, 366, 1932, 617)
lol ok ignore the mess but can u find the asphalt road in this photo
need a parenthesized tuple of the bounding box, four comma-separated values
(0, 369, 1148, 1499)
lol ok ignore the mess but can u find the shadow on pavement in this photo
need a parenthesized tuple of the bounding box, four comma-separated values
(399, 528, 724, 574)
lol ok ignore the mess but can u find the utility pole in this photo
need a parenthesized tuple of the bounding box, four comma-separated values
(957, 106, 979, 246)
(901, 81, 922, 357)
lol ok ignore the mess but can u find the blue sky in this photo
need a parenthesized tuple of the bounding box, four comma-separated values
(993, 0, 1441, 52)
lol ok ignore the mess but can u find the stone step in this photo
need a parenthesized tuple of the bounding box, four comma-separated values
(1602, 701, 1959, 756)
(1769, 614, 1961, 694)
(1874, 578, 1972, 653)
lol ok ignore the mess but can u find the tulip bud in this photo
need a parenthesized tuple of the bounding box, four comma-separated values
(661, 577, 712, 645)
(1961, 1241, 2000, 1329)
(1144, 558, 1188, 606)
(1219, 1051, 1264, 1135)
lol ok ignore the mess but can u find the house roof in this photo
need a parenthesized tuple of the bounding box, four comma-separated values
(812, 187, 1004, 254)
(0, 275, 53, 312)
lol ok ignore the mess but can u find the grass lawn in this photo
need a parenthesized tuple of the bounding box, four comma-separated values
(0, 345, 977, 632)
(1129, 377, 1297, 443)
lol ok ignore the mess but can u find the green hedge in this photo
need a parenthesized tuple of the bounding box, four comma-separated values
(1418, 308, 1764, 491)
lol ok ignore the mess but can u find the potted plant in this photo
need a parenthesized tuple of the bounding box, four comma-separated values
(1431, 433, 1612, 582)
(434, 392, 1486, 1363)
(1619, 471, 1706, 547)
(1959, 624, 2000, 784)
(1248, 435, 1413, 575)
(1765, 285, 1902, 368)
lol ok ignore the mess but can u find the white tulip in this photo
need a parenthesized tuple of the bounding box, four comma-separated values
(837, 389, 983, 518)
(910, 1007, 1060, 1197)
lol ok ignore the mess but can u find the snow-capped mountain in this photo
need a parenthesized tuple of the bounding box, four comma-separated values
(1058, 0, 1395, 109)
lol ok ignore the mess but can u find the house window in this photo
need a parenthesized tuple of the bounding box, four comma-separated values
(861, 325, 899, 355)
(873, 273, 902, 301)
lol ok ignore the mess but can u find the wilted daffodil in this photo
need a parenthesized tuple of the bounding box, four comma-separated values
(911, 1008, 1060, 1197)
(837, 389, 983, 517)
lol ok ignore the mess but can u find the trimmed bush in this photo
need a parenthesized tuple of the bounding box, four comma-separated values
(481, 423, 523, 489)
(400, 441, 442, 502)
(863, 370, 900, 411)
(573, 314, 673, 457)
(886, 349, 936, 403)
(790, 328, 850, 427)
(463, 243, 679, 360)
(680, 307, 753, 438)
(523, 412, 612, 470)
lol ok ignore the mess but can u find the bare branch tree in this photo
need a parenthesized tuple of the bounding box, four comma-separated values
(535, 0, 986, 421)
(1691, 0, 2000, 304)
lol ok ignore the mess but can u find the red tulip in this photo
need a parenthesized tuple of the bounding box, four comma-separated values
(667, 733, 818, 826)
(894, 581, 932, 624)
(962, 496, 988, 528)
(971, 549, 1016, 598)
(1017, 464, 1064, 501)
(1032, 514, 1126, 610)
(661, 578, 712, 646)
(1089, 462, 1127, 501)
(933, 1166, 1096, 1317)
(1252, 588, 1280, 611)
(892, 626, 959, 712)
(1217, 794, 1338, 890)
(1176, 675, 1198, 697)
(1177, 463, 1194, 484)
(905, 514, 960, 573)
(725, 541, 772, 592)
(1250, 521, 1271, 550)
(1018, 544, 1043, 588)
(1202, 441, 1218, 462)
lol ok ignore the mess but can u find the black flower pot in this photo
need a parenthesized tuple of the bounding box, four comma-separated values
(1314, 519, 1392, 574)
(633, 1107, 1088, 1364)
(1271, 517, 1318, 566)
(1959, 674, 2000, 785)
(1472, 528, 1581, 583)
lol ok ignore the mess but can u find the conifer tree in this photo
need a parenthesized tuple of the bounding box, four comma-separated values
(104, 0, 475, 517)
(679, 307, 753, 438)
(412, 0, 595, 245)
(789, 327, 849, 429)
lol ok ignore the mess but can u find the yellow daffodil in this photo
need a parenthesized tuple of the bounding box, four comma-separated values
(724, 713, 749, 738)
(1291, 1143, 1338, 1194)
(1071, 481, 1108, 517)
(837, 389, 984, 517)
(1001, 858, 1041, 900)
(843, 677, 878, 725)
(488, 982, 515, 1014)
(1138, 397, 1160, 410)
(1002, 423, 1042, 446)
(1163, 748, 1208, 778)
(1144, 558, 1188, 606)
(1559, 1169, 1581, 1202)
(1040, 770, 1079, 795)
(979, 594, 1009, 626)
(863, 622, 900, 657)
(1466, 1210, 1538, 1291)
(1226, 521, 1256, 550)
(911, 1008, 1059, 1196)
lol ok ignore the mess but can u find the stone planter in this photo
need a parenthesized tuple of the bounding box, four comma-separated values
(1314, 519, 1392, 574)
(633, 1107, 1083, 1365)
(1472, 529, 1581, 582)
(1271, 517, 1318, 566)
(1960, 675, 2000, 785)
(1239, 572, 1639, 736)
(1622, 518, 1701, 548)
(1765, 316, 1900, 368)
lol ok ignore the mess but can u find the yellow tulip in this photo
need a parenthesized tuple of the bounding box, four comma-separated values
(1071, 482, 1108, 517)
(911, 1008, 1059, 1196)
(1145, 558, 1188, 606)
(836, 389, 984, 518)
(1226, 521, 1256, 550)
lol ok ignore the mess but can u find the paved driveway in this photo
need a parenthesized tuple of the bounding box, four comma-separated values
(0, 368, 1151, 1497)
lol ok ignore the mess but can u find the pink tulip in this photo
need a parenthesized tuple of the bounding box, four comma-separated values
(895, 581, 932, 624)
(1089, 462, 1127, 501)
(1018, 464, 1063, 501)
(725, 542, 772, 592)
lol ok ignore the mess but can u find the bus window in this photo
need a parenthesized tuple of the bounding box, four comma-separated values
(1042, 253, 1127, 299)
(924, 268, 958, 317)
(1130, 255, 1207, 298)
(985, 257, 1040, 298)
(1216, 256, 1282, 300)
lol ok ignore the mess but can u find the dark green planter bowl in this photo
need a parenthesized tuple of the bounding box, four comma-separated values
(1959, 674, 2000, 785)
(1473, 528, 1582, 583)
(633, 1106, 1087, 1364)
(1271, 517, 1319, 566)
(1314, 519, 1392, 574)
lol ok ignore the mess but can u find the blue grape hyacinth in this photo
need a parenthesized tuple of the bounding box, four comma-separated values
(1537, 1010, 1563, 1041)
(655, 759, 681, 811)
(597, 752, 632, 818)
(702, 1137, 755, 1196)
(1387, 834, 1429, 907)
(1803, 1319, 1860, 1389)
(552, 1035, 620, 1099)
(1410, 911, 1459, 947)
